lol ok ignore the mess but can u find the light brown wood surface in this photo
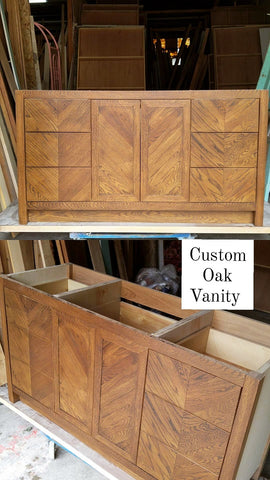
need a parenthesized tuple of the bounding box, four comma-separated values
(17, 90, 268, 225)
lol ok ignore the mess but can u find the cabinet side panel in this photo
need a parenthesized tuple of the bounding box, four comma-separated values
(235, 365, 270, 480)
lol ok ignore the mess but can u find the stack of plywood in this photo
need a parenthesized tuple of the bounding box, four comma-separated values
(80, 3, 139, 26)
(212, 25, 270, 89)
(77, 4, 145, 90)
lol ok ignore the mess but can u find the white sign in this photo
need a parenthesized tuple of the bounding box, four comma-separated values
(181, 240, 254, 310)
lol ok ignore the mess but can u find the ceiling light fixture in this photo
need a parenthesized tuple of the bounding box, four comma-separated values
(29, 0, 48, 4)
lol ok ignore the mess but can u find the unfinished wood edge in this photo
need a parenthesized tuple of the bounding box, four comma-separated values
(153, 310, 213, 340)
(6, 263, 70, 285)
(212, 310, 270, 347)
(57, 279, 122, 299)
(254, 89, 268, 226)
(219, 375, 263, 480)
(0, 278, 19, 403)
(236, 366, 270, 480)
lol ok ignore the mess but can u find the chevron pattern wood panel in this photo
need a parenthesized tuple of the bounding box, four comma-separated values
(58, 314, 94, 428)
(26, 133, 91, 167)
(25, 99, 91, 132)
(93, 334, 147, 462)
(173, 455, 218, 480)
(138, 431, 176, 480)
(145, 350, 190, 409)
(26, 168, 92, 202)
(92, 100, 140, 201)
(138, 350, 241, 479)
(26, 168, 59, 201)
(191, 132, 258, 167)
(5, 288, 54, 408)
(26, 133, 58, 167)
(141, 100, 190, 202)
(185, 367, 241, 431)
(190, 167, 256, 202)
(191, 99, 259, 132)
(25, 99, 58, 131)
(58, 133, 91, 166)
(57, 99, 91, 132)
(58, 168, 91, 201)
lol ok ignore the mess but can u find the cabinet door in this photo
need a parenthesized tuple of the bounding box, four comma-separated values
(5, 287, 54, 409)
(141, 100, 190, 202)
(137, 350, 241, 480)
(56, 311, 95, 433)
(92, 330, 148, 462)
(92, 100, 140, 201)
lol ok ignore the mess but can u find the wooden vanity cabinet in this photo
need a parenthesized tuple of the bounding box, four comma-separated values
(17, 90, 268, 225)
(1, 264, 270, 480)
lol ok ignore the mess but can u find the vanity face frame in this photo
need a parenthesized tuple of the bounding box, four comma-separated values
(1, 264, 270, 480)
(17, 89, 268, 225)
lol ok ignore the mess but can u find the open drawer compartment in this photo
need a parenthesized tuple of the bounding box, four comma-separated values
(7, 263, 119, 296)
(154, 310, 270, 371)
(7, 264, 181, 334)
(57, 281, 179, 334)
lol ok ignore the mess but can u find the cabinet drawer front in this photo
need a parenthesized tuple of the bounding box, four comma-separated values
(5, 288, 54, 409)
(137, 430, 220, 480)
(93, 331, 147, 462)
(191, 132, 258, 168)
(25, 99, 91, 132)
(141, 100, 190, 202)
(191, 99, 259, 132)
(145, 351, 241, 431)
(26, 167, 92, 202)
(92, 100, 140, 201)
(190, 167, 256, 203)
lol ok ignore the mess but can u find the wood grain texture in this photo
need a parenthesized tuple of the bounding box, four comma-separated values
(92, 100, 140, 201)
(178, 410, 229, 475)
(173, 455, 218, 480)
(145, 350, 190, 409)
(93, 331, 147, 463)
(57, 313, 94, 430)
(190, 167, 256, 202)
(2, 267, 270, 480)
(191, 132, 258, 167)
(191, 99, 259, 132)
(254, 89, 268, 226)
(18, 90, 267, 225)
(25, 99, 91, 132)
(219, 374, 263, 480)
(26, 133, 58, 167)
(141, 100, 190, 202)
(4, 286, 53, 407)
(185, 367, 241, 432)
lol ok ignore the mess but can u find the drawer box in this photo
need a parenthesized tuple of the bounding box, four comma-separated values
(1, 264, 270, 480)
(17, 90, 268, 225)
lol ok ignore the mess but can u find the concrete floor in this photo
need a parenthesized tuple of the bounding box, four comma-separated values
(0, 401, 269, 480)
(0, 403, 106, 480)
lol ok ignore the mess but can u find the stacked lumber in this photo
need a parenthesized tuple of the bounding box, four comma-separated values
(212, 25, 270, 89)
(77, 3, 145, 90)
(148, 21, 210, 90)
